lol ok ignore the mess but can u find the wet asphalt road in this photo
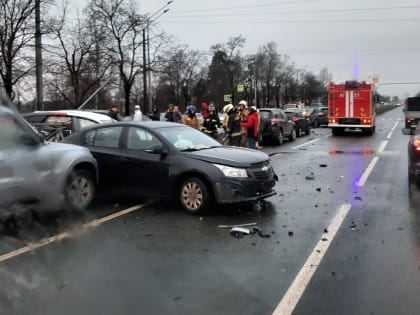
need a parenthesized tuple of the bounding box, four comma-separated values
(0, 107, 419, 315)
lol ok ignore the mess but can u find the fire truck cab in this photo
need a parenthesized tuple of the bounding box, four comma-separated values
(328, 81, 376, 136)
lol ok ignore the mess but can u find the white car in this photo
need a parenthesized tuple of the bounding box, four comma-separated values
(23, 110, 114, 141)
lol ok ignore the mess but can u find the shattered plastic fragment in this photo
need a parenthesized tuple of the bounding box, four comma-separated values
(324, 228, 329, 233)
(319, 164, 328, 168)
(288, 231, 294, 236)
(258, 231, 271, 238)
(305, 176, 315, 180)
(321, 238, 328, 241)
(316, 188, 322, 192)
(230, 227, 251, 238)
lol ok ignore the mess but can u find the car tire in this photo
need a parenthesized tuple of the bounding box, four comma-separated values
(288, 128, 296, 141)
(277, 130, 284, 145)
(296, 126, 302, 137)
(179, 177, 209, 214)
(64, 169, 95, 212)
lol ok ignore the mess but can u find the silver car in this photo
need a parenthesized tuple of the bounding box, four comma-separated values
(0, 98, 98, 215)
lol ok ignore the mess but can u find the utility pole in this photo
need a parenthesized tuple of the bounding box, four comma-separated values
(142, 28, 148, 113)
(35, 0, 43, 110)
(147, 19, 153, 113)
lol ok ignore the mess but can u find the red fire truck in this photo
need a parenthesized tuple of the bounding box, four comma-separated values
(328, 81, 376, 136)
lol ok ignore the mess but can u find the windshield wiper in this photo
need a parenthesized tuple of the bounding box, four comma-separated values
(180, 145, 221, 152)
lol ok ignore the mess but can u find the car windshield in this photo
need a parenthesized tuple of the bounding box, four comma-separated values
(155, 125, 222, 151)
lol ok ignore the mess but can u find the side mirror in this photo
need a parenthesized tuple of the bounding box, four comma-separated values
(145, 144, 167, 155)
(402, 128, 412, 135)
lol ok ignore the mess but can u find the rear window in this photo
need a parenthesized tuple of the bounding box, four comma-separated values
(259, 111, 273, 119)
(407, 97, 420, 111)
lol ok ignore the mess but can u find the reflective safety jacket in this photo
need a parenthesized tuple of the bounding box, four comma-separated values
(202, 114, 220, 135)
(226, 111, 242, 138)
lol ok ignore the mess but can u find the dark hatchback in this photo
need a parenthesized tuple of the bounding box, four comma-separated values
(64, 122, 277, 214)
(284, 109, 311, 137)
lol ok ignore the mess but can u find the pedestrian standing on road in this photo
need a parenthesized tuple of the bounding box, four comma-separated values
(240, 106, 260, 150)
(164, 104, 175, 122)
(202, 108, 220, 139)
(223, 104, 242, 146)
(108, 105, 122, 121)
(182, 105, 200, 129)
(173, 106, 183, 123)
(149, 106, 160, 121)
(238, 100, 249, 147)
(133, 105, 142, 122)
(201, 102, 209, 119)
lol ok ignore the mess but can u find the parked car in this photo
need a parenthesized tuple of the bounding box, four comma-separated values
(23, 110, 114, 141)
(310, 106, 329, 127)
(64, 121, 277, 214)
(0, 99, 98, 215)
(284, 109, 311, 137)
(408, 122, 420, 190)
(258, 108, 296, 145)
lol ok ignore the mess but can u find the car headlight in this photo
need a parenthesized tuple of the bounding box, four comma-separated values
(213, 164, 248, 178)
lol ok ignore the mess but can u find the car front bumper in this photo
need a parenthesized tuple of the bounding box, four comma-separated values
(213, 178, 277, 204)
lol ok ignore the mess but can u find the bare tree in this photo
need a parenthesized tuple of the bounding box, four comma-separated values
(210, 35, 245, 104)
(0, 0, 39, 99)
(156, 46, 206, 106)
(45, 2, 112, 107)
(88, 0, 146, 115)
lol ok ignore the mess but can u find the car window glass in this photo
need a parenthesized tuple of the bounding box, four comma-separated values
(259, 111, 271, 119)
(73, 117, 96, 131)
(25, 115, 47, 123)
(127, 127, 161, 150)
(86, 126, 123, 148)
(0, 114, 28, 148)
(321, 108, 328, 114)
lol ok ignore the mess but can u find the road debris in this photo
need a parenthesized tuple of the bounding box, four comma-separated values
(258, 231, 271, 238)
(319, 164, 328, 168)
(321, 237, 328, 241)
(288, 231, 294, 236)
(397, 227, 404, 231)
(316, 188, 322, 192)
(305, 175, 315, 180)
(324, 228, 329, 233)
(354, 196, 362, 201)
(230, 227, 251, 238)
(219, 222, 257, 228)
(349, 222, 357, 230)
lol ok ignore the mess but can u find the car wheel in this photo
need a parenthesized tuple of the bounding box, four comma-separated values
(288, 128, 296, 141)
(296, 126, 302, 137)
(277, 129, 284, 145)
(65, 169, 95, 212)
(179, 177, 209, 214)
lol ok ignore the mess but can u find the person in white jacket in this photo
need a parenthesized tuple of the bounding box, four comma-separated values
(133, 105, 142, 122)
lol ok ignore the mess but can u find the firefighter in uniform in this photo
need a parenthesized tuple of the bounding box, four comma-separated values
(202, 108, 220, 139)
(238, 100, 249, 147)
(222, 104, 242, 146)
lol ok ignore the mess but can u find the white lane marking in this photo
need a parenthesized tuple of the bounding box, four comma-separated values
(386, 132, 392, 139)
(0, 204, 147, 263)
(291, 138, 320, 150)
(377, 140, 388, 153)
(356, 156, 379, 187)
(390, 121, 399, 132)
(272, 204, 352, 315)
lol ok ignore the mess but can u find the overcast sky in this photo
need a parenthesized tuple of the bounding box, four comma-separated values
(73, 0, 420, 98)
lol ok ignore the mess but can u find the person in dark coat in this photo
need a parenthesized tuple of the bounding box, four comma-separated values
(223, 104, 241, 146)
(149, 106, 160, 121)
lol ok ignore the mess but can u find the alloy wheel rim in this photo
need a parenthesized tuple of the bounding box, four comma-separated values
(68, 176, 92, 207)
(181, 182, 203, 210)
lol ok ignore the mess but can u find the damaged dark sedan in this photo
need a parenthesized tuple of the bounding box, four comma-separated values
(64, 122, 277, 214)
